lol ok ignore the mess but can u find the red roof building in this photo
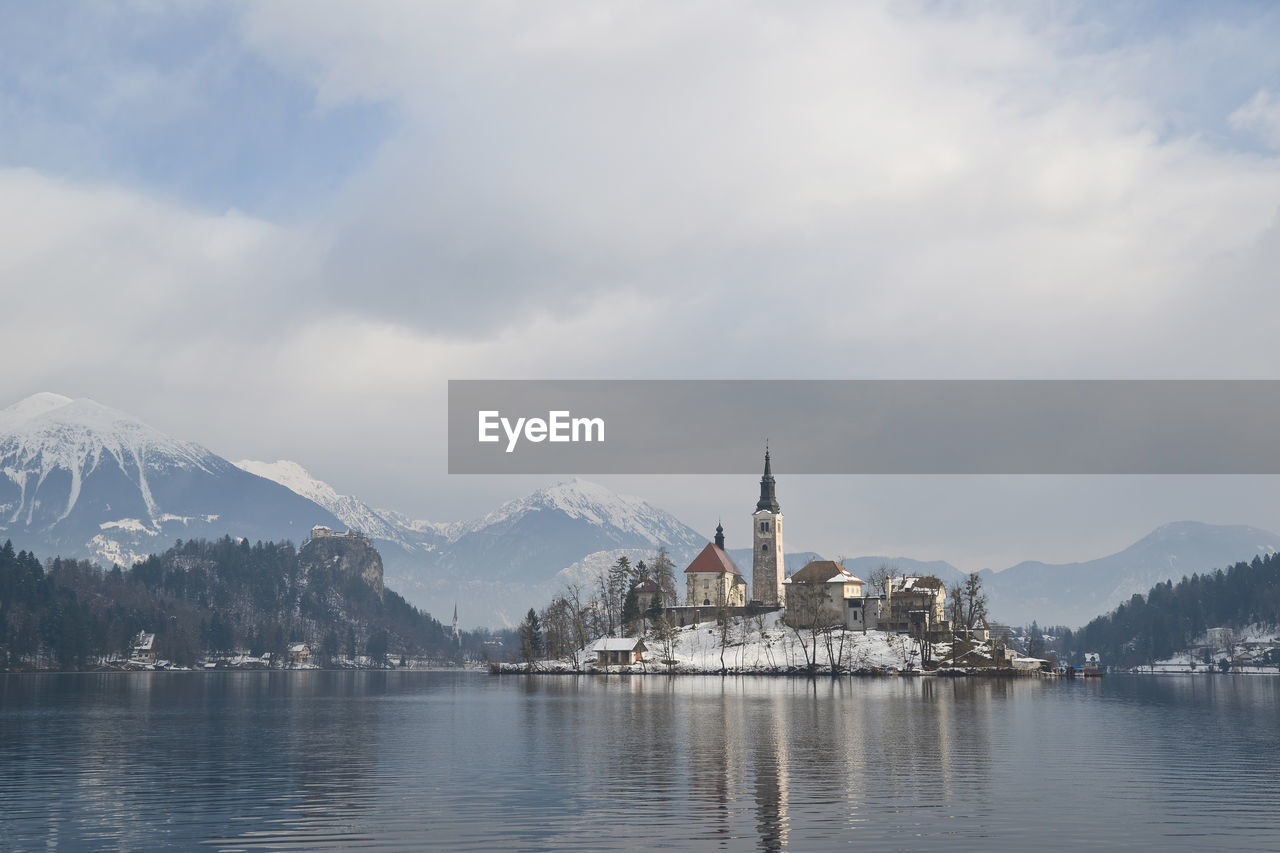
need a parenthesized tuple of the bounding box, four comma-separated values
(684, 523, 748, 608)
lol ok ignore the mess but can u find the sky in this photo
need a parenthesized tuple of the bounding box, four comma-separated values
(4, 1, 1280, 571)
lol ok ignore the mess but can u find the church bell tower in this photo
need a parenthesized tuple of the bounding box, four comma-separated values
(752, 448, 785, 606)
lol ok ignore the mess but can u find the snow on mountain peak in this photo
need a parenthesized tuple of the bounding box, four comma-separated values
(0, 392, 74, 425)
(234, 458, 443, 548)
(459, 477, 702, 546)
(0, 393, 220, 526)
(236, 459, 341, 507)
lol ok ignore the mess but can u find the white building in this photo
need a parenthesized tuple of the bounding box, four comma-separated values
(684, 523, 748, 608)
(782, 560, 867, 629)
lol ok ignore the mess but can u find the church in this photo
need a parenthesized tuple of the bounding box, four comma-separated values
(660, 448, 953, 640)
(669, 450, 786, 626)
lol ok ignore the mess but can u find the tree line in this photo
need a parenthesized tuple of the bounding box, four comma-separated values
(0, 536, 467, 669)
(1052, 551, 1280, 666)
(520, 546, 681, 665)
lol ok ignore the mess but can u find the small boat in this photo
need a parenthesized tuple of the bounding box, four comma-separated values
(1068, 664, 1104, 678)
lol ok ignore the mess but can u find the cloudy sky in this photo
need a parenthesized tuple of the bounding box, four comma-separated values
(4, 1, 1280, 571)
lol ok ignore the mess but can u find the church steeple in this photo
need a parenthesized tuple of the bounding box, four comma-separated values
(752, 447, 785, 607)
(714, 520, 725, 549)
(756, 448, 781, 513)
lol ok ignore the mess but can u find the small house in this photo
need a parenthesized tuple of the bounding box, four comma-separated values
(884, 576, 951, 639)
(1010, 656, 1049, 672)
(633, 578, 662, 614)
(594, 637, 648, 666)
(132, 632, 157, 664)
(288, 643, 311, 665)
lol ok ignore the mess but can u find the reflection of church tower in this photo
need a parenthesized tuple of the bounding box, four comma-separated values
(752, 449, 785, 606)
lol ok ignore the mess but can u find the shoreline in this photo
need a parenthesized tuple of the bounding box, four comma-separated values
(488, 661, 1046, 677)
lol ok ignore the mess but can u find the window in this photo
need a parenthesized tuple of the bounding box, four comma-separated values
(761, 543, 768, 552)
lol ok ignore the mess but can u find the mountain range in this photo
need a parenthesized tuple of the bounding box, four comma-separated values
(0, 393, 344, 566)
(3, 392, 1278, 629)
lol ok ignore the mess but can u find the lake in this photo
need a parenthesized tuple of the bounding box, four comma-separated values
(2, 671, 1278, 852)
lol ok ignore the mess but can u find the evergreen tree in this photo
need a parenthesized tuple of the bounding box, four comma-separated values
(647, 589, 664, 623)
(605, 556, 633, 634)
(322, 630, 339, 663)
(366, 629, 389, 665)
(620, 584, 641, 635)
(520, 608, 544, 661)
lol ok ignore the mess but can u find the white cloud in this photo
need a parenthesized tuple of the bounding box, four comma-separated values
(229, 3, 1280, 378)
(5, 4, 1280, 562)
(1230, 89, 1280, 150)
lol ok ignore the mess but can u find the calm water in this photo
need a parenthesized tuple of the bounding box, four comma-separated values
(2, 672, 1279, 852)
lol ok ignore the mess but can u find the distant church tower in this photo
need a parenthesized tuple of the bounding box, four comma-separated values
(752, 448, 785, 606)
(452, 603, 461, 646)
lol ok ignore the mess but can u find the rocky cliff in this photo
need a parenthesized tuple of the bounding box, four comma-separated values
(299, 531, 384, 599)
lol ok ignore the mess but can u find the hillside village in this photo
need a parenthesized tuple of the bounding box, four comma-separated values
(504, 452, 1046, 675)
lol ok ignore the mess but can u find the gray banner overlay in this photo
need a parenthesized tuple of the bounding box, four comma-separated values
(448, 380, 1280, 474)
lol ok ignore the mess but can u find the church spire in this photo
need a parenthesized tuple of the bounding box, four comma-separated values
(756, 448, 780, 513)
(714, 520, 725, 549)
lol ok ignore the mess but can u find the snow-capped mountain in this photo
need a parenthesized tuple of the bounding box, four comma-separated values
(0, 393, 343, 564)
(384, 479, 711, 626)
(234, 459, 448, 551)
(12, 393, 1276, 632)
(445, 478, 705, 556)
(0, 394, 719, 627)
(220, 468, 715, 627)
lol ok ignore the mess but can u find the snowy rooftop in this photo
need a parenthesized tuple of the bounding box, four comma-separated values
(594, 638, 647, 652)
(894, 576, 944, 592)
(785, 560, 864, 585)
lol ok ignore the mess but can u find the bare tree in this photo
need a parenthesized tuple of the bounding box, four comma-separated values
(957, 573, 988, 636)
(651, 546, 678, 607)
(868, 563, 895, 597)
(650, 612, 680, 670)
(782, 582, 840, 673)
(717, 607, 732, 673)
(821, 622, 851, 675)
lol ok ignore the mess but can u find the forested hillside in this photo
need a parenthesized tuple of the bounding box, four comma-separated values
(0, 537, 471, 669)
(1059, 552, 1280, 666)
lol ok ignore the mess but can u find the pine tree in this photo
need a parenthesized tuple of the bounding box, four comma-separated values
(605, 556, 634, 633)
(521, 608, 544, 661)
(647, 589, 664, 623)
(621, 584, 641, 635)
(366, 629, 389, 665)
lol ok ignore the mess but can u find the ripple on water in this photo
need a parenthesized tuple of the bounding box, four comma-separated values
(3, 672, 1280, 852)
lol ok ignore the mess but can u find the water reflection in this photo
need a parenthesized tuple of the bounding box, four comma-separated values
(4, 672, 1280, 851)
(0, 672, 390, 851)
(749, 686, 789, 852)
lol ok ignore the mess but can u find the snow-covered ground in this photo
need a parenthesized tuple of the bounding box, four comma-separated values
(1143, 624, 1280, 674)
(501, 612, 970, 674)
